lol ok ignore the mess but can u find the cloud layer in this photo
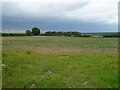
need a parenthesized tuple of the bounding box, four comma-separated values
(2, 0, 119, 33)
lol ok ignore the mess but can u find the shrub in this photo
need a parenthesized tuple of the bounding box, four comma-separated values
(2, 33, 28, 36)
(44, 31, 81, 36)
(2, 33, 10, 36)
(25, 30, 33, 36)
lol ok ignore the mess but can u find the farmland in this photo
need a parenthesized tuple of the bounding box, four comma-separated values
(2, 36, 118, 88)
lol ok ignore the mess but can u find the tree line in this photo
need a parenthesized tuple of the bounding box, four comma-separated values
(44, 31, 82, 36)
(1, 27, 119, 37)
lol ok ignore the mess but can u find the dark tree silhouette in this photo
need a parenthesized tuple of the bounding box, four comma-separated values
(32, 27, 40, 35)
(25, 30, 33, 36)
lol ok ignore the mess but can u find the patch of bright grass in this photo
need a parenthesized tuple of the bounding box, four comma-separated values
(2, 50, 118, 88)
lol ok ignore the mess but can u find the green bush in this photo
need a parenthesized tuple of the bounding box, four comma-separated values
(103, 34, 119, 37)
(25, 30, 33, 36)
(2, 33, 11, 36)
(2, 33, 28, 36)
(44, 31, 81, 36)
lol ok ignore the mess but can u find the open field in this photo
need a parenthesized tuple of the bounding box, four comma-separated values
(2, 36, 118, 88)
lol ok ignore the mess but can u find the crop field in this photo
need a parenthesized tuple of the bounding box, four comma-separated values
(2, 36, 118, 88)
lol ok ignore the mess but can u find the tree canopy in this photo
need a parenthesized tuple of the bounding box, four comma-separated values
(25, 30, 33, 36)
(32, 27, 40, 35)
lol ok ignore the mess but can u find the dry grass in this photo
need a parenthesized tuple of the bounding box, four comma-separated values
(3, 45, 118, 54)
(2, 36, 57, 40)
(2, 36, 118, 54)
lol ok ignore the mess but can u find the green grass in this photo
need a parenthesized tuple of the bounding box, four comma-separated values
(2, 50, 118, 88)
(2, 36, 118, 88)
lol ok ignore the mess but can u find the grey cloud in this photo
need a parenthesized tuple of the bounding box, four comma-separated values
(63, 2, 89, 11)
(2, 1, 118, 33)
(2, 15, 117, 33)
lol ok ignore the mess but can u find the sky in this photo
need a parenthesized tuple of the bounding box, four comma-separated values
(1, 0, 119, 33)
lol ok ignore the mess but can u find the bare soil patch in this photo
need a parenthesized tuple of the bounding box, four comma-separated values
(58, 56, 69, 58)
(3, 45, 118, 54)
(31, 36, 58, 37)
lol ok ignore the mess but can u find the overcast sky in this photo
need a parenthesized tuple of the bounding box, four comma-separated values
(2, 0, 119, 33)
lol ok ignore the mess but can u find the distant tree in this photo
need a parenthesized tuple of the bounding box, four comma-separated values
(45, 31, 52, 36)
(44, 31, 81, 36)
(32, 27, 40, 35)
(51, 31, 56, 34)
(71, 32, 81, 36)
(25, 30, 33, 36)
